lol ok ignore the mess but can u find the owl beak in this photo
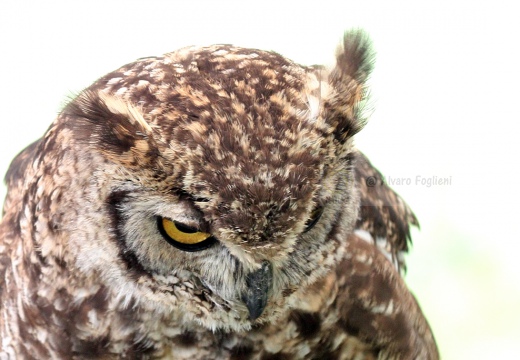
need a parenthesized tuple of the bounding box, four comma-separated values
(241, 261, 273, 320)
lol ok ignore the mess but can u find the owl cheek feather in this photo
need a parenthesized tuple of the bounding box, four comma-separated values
(241, 260, 273, 320)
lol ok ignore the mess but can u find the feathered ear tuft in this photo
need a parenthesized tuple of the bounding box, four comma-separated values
(64, 90, 161, 169)
(334, 29, 374, 85)
(325, 29, 375, 146)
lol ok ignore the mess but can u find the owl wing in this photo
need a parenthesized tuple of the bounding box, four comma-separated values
(328, 150, 439, 359)
(2, 138, 42, 216)
(353, 150, 418, 272)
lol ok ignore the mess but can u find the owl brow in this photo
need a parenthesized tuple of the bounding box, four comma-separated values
(169, 188, 210, 203)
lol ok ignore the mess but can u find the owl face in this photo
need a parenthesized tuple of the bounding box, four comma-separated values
(46, 42, 370, 332)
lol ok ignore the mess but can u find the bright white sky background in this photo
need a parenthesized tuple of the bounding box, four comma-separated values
(1, 1, 519, 358)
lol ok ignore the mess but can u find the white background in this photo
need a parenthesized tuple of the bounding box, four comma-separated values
(1, 1, 518, 358)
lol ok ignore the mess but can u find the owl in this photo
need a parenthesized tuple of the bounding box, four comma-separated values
(0, 30, 438, 359)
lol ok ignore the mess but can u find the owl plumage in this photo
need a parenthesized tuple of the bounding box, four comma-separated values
(0, 31, 438, 359)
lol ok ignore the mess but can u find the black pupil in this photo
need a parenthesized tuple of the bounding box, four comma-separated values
(174, 221, 198, 233)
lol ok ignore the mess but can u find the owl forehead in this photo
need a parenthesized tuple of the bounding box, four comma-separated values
(96, 45, 329, 134)
(98, 47, 329, 184)
(152, 47, 330, 202)
(79, 44, 336, 211)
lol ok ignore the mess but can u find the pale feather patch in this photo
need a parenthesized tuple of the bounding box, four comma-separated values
(354, 229, 400, 270)
(354, 228, 374, 243)
(98, 92, 153, 133)
(304, 70, 332, 123)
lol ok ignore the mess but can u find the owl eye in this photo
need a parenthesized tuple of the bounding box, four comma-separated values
(304, 206, 323, 233)
(157, 217, 216, 251)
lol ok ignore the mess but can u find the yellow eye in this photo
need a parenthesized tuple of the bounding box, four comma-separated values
(157, 217, 215, 251)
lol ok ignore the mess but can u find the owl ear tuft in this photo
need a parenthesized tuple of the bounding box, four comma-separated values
(333, 29, 374, 85)
(64, 90, 160, 169)
(325, 29, 375, 144)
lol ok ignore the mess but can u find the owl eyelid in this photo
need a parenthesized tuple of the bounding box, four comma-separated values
(172, 221, 199, 233)
(303, 206, 324, 233)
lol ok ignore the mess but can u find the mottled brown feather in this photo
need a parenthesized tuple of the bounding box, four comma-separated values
(354, 151, 419, 271)
(0, 30, 438, 359)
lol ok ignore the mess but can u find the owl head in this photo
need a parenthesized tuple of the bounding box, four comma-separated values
(28, 30, 373, 332)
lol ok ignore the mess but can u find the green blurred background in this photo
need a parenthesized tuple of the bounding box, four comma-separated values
(1, 1, 518, 358)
